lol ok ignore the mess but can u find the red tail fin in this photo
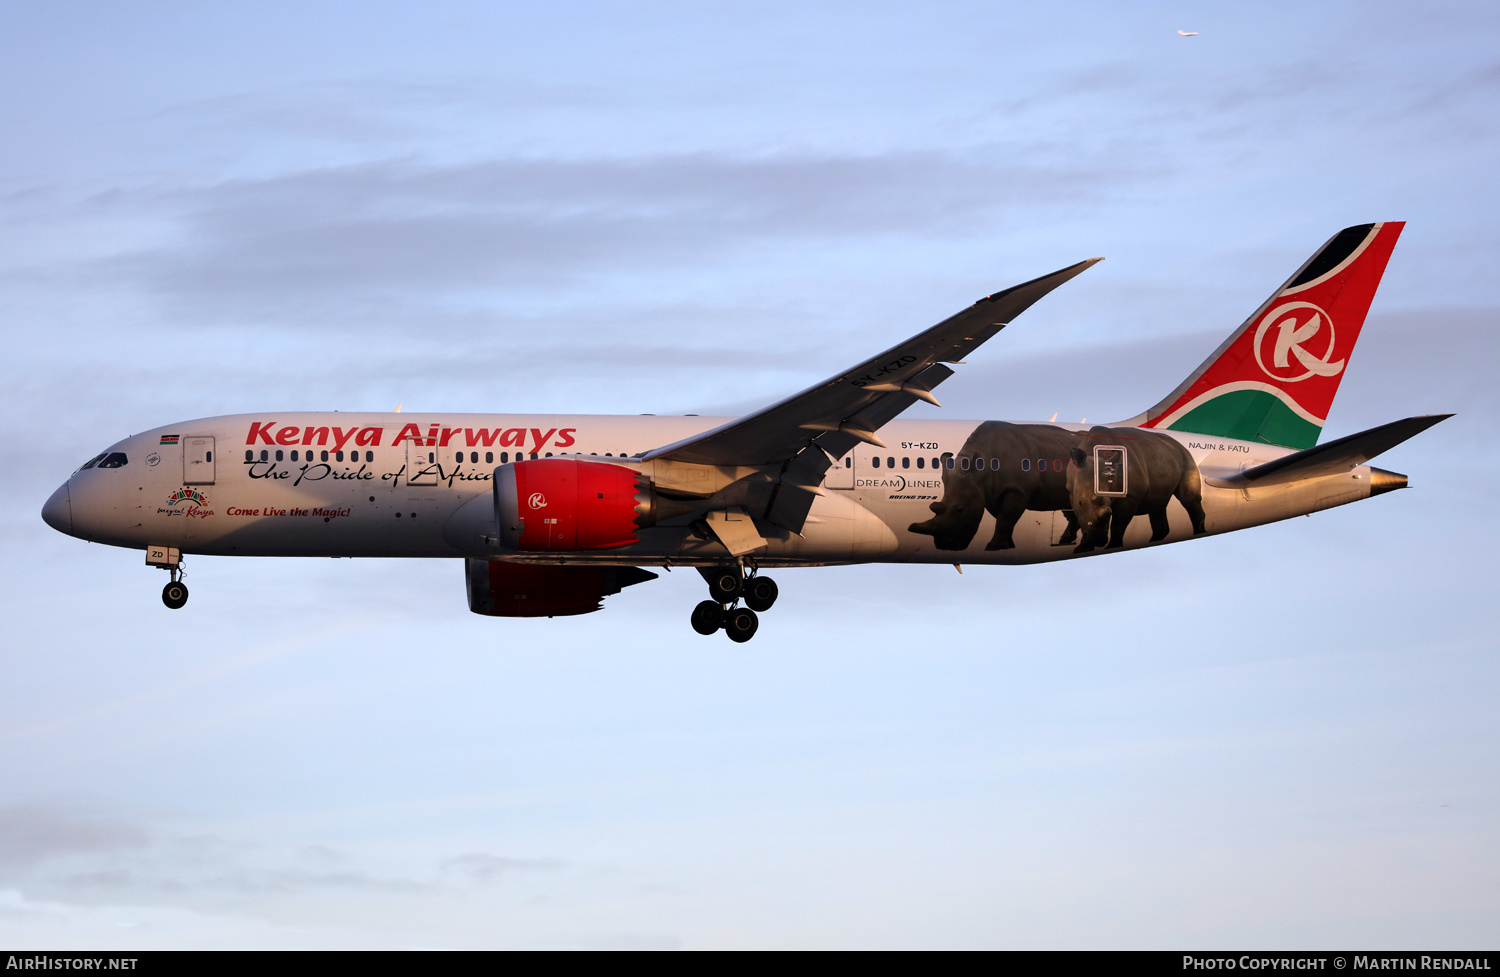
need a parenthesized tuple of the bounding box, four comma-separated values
(1124, 222, 1404, 449)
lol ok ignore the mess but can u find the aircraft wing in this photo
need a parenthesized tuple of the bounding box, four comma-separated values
(643, 257, 1103, 468)
(1204, 414, 1452, 489)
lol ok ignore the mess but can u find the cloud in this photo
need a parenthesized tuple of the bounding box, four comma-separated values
(442, 852, 564, 882)
(0, 803, 565, 917)
(0, 806, 146, 870)
(96, 149, 1140, 322)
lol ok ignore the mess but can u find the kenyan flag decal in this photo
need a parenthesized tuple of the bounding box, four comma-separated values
(1139, 222, 1404, 450)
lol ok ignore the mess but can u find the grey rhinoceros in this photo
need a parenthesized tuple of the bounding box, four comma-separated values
(907, 421, 1083, 551)
(1066, 425, 1207, 553)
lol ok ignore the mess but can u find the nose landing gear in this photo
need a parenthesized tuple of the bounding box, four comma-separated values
(690, 565, 776, 642)
(147, 545, 189, 609)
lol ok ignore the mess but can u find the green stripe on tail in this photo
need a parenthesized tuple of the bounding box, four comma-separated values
(1164, 389, 1322, 449)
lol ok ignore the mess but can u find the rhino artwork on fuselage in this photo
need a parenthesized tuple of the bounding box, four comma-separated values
(907, 422, 1084, 551)
(907, 421, 1208, 554)
(1066, 425, 1207, 553)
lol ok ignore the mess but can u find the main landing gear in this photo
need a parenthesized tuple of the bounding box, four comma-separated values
(691, 565, 778, 642)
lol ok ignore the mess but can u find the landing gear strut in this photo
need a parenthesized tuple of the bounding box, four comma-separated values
(689, 565, 777, 642)
(159, 561, 189, 610)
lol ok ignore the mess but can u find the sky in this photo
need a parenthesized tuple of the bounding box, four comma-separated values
(2, 0, 1497, 949)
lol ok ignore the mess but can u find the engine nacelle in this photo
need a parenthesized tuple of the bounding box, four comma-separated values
(494, 458, 663, 552)
(465, 559, 658, 617)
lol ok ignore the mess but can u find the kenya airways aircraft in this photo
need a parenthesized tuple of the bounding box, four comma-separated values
(42, 222, 1447, 642)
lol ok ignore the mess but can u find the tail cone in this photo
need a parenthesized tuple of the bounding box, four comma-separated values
(1368, 467, 1408, 496)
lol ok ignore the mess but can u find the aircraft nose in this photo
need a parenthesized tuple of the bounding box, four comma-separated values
(41, 481, 73, 534)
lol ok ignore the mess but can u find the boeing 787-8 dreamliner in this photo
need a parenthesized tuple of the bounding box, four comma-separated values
(42, 223, 1447, 642)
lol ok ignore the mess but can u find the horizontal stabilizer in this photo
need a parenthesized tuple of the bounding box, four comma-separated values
(1204, 414, 1451, 489)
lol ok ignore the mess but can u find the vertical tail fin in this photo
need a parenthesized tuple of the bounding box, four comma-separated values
(1120, 222, 1404, 448)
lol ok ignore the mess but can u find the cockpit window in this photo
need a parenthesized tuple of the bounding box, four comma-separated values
(95, 452, 129, 469)
(74, 453, 107, 473)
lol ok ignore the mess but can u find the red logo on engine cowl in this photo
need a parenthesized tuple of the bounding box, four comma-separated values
(527, 492, 547, 510)
(1252, 302, 1345, 383)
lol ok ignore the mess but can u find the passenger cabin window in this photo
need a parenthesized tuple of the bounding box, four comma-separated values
(916, 457, 924, 469)
(871, 457, 880, 468)
(97, 452, 128, 469)
(244, 450, 254, 462)
(275, 450, 284, 461)
(485, 452, 493, 464)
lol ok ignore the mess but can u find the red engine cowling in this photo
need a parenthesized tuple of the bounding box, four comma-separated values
(465, 559, 658, 617)
(494, 459, 646, 551)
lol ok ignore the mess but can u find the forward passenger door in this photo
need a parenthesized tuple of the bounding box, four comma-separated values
(183, 436, 215, 485)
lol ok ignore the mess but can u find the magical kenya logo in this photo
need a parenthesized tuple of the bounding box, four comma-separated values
(165, 487, 211, 508)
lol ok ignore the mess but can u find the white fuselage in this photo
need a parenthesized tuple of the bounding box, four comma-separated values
(48, 412, 1381, 568)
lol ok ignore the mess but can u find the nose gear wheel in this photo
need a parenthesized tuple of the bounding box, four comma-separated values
(162, 580, 189, 609)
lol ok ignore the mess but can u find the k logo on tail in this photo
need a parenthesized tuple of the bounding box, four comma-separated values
(1253, 302, 1344, 382)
